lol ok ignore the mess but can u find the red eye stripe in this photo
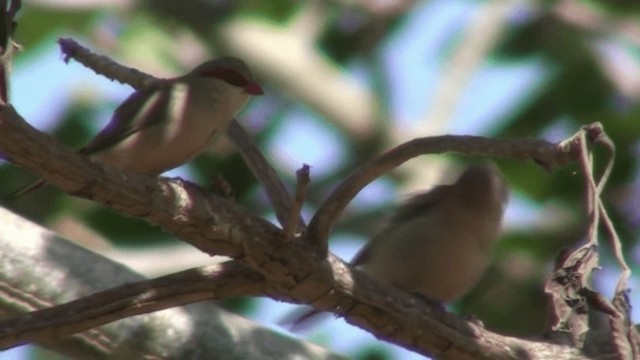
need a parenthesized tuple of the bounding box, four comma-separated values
(202, 67, 249, 88)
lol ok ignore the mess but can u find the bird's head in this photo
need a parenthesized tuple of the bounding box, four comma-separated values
(189, 56, 264, 95)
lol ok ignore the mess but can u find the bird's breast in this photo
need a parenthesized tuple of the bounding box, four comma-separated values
(93, 82, 249, 175)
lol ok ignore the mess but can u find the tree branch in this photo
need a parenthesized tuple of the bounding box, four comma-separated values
(1, 101, 624, 358)
(0, 261, 266, 348)
(227, 119, 304, 229)
(0, 207, 341, 360)
(281, 164, 310, 242)
(306, 132, 582, 253)
(0, 104, 279, 261)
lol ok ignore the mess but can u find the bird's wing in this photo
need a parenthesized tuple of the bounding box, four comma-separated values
(80, 83, 172, 155)
(390, 185, 450, 224)
(6, 83, 174, 198)
(350, 185, 450, 267)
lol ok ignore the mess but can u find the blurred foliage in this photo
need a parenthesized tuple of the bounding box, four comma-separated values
(16, 7, 98, 49)
(355, 345, 392, 360)
(319, 9, 402, 62)
(191, 152, 257, 198)
(240, 0, 303, 21)
(2, 0, 640, 359)
(218, 296, 258, 315)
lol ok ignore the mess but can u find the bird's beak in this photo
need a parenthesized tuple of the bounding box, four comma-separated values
(244, 82, 264, 95)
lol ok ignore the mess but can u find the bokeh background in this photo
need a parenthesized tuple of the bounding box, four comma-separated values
(2, 0, 640, 359)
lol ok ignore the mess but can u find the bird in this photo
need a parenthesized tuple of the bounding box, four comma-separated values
(287, 164, 508, 329)
(8, 56, 263, 198)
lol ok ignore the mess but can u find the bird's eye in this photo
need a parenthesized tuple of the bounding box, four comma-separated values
(202, 67, 249, 88)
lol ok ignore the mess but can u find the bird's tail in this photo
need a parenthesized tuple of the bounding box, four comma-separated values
(5, 179, 47, 200)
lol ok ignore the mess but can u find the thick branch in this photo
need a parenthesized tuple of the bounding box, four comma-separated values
(0, 207, 341, 360)
(0, 105, 624, 359)
(0, 200, 590, 360)
(0, 261, 265, 348)
(0, 104, 280, 261)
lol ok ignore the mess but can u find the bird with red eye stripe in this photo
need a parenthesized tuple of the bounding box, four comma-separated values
(9, 57, 264, 198)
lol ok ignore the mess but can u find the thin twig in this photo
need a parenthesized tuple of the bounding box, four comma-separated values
(227, 120, 305, 229)
(577, 129, 600, 247)
(546, 123, 634, 355)
(58, 38, 157, 89)
(584, 129, 637, 358)
(281, 164, 310, 242)
(586, 131, 630, 292)
(541, 125, 604, 346)
(600, 201, 631, 291)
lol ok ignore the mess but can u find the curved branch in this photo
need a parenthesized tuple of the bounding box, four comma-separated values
(306, 134, 579, 252)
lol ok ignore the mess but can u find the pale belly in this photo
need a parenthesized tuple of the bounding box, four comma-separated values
(91, 82, 246, 175)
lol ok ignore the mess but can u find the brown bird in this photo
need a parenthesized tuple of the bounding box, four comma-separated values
(9, 57, 263, 197)
(288, 164, 508, 328)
